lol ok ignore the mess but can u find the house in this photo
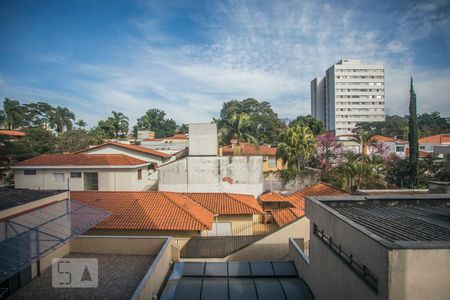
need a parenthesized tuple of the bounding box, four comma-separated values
(158, 124, 264, 197)
(368, 135, 409, 158)
(221, 142, 285, 172)
(0, 188, 179, 300)
(12, 153, 152, 191)
(336, 135, 362, 153)
(77, 142, 172, 188)
(70, 191, 263, 238)
(290, 193, 450, 300)
(419, 134, 450, 157)
(140, 133, 189, 154)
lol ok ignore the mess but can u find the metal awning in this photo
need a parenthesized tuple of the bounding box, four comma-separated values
(0, 199, 110, 283)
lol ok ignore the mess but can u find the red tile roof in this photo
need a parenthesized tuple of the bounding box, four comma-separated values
(419, 134, 450, 144)
(285, 183, 348, 209)
(0, 130, 25, 137)
(78, 142, 171, 158)
(222, 143, 277, 156)
(369, 135, 397, 143)
(186, 193, 263, 215)
(259, 192, 287, 202)
(270, 208, 304, 227)
(71, 191, 214, 231)
(15, 154, 148, 167)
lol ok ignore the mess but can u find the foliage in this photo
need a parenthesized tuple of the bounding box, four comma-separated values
(111, 111, 129, 138)
(136, 109, 177, 138)
(56, 129, 92, 153)
(17, 127, 58, 155)
(219, 112, 259, 155)
(48, 106, 76, 134)
(178, 123, 189, 134)
(315, 132, 343, 172)
(353, 115, 409, 140)
(408, 78, 419, 177)
(289, 115, 324, 136)
(2, 98, 26, 130)
(23, 102, 54, 128)
(417, 112, 450, 137)
(217, 98, 285, 144)
(277, 124, 316, 171)
(278, 168, 316, 184)
(75, 119, 87, 128)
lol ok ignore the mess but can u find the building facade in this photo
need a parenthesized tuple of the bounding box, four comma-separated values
(311, 59, 386, 136)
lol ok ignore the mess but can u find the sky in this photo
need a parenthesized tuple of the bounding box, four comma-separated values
(0, 0, 449, 128)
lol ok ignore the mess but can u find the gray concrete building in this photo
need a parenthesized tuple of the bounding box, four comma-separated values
(311, 59, 386, 136)
(289, 194, 450, 300)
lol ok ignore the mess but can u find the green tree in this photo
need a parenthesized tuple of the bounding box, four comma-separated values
(354, 115, 409, 140)
(178, 123, 189, 134)
(289, 115, 324, 136)
(56, 129, 92, 153)
(408, 78, 419, 183)
(49, 106, 75, 134)
(23, 102, 54, 128)
(217, 98, 285, 144)
(417, 112, 450, 137)
(110, 111, 129, 138)
(136, 109, 177, 138)
(219, 112, 259, 155)
(89, 126, 109, 144)
(15, 127, 57, 155)
(2, 98, 26, 129)
(277, 124, 316, 171)
(75, 119, 87, 128)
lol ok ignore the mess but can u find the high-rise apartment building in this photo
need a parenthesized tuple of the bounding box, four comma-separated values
(311, 59, 385, 136)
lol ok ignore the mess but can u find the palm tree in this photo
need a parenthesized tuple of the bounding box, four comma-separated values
(49, 106, 75, 134)
(75, 119, 87, 128)
(111, 111, 129, 138)
(3, 98, 25, 130)
(219, 112, 259, 155)
(277, 124, 316, 171)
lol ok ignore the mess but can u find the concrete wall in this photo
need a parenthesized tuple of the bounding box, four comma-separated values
(158, 156, 263, 197)
(297, 198, 390, 300)
(188, 123, 218, 156)
(85, 228, 201, 238)
(14, 167, 149, 191)
(81, 144, 167, 165)
(388, 248, 450, 300)
(226, 217, 310, 261)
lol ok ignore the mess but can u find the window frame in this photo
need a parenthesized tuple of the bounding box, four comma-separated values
(24, 169, 37, 175)
(53, 173, 65, 182)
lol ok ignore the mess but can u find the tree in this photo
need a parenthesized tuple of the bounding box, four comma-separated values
(136, 109, 177, 138)
(49, 106, 75, 134)
(75, 119, 87, 128)
(418, 112, 450, 137)
(289, 115, 324, 136)
(408, 77, 419, 183)
(56, 129, 92, 153)
(277, 124, 316, 171)
(110, 111, 129, 138)
(217, 98, 285, 144)
(315, 132, 343, 172)
(23, 102, 54, 128)
(178, 123, 189, 134)
(353, 115, 409, 140)
(15, 127, 57, 155)
(2, 98, 26, 129)
(219, 112, 259, 155)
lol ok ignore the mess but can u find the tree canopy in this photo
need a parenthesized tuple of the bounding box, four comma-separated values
(289, 115, 324, 136)
(135, 109, 177, 138)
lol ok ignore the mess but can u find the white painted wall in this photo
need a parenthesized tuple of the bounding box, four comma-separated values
(188, 123, 218, 156)
(14, 167, 149, 191)
(158, 156, 264, 197)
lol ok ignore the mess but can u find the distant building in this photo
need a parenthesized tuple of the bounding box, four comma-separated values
(12, 153, 152, 191)
(368, 135, 409, 158)
(290, 194, 450, 300)
(140, 133, 189, 155)
(419, 134, 450, 157)
(311, 59, 386, 136)
(221, 141, 285, 172)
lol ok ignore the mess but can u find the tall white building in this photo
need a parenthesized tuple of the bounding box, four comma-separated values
(311, 59, 385, 136)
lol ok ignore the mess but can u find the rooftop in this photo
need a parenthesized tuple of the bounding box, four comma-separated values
(0, 188, 63, 211)
(419, 134, 450, 144)
(161, 261, 313, 300)
(270, 208, 304, 227)
(369, 135, 406, 143)
(9, 253, 155, 300)
(222, 143, 277, 156)
(0, 130, 25, 137)
(77, 142, 171, 158)
(186, 193, 263, 215)
(13, 153, 149, 167)
(313, 194, 450, 249)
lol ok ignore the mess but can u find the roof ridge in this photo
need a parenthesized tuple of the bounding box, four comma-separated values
(161, 192, 212, 229)
(225, 193, 262, 213)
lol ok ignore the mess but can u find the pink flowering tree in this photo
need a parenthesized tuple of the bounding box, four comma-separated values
(316, 132, 343, 172)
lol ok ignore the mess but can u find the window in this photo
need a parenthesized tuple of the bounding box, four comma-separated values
(24, 170, 37, 175)
(83, 172, 98, 191)
(268, 157, 277, 168)
(209, 223, 232, 236)
(70, 172, 82, 178)
(420, 145, 426, 150)
(138, 169, 142, 180)
(395, 146, 405, 152)
(53, 173, 65, 182)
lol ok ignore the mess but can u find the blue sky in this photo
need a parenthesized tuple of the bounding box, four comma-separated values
(0, 0, 449, 128)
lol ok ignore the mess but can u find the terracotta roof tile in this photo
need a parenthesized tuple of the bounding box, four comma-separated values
(222, 143, 277, 156)
(285, 183, 349, 209)
(259, 192, 287, 202)
(370, 135, 396, 143)
(78, 142, 171, 158)
(270, 208, 304, 227)
(185, 193, 263, 215)
(0, 130, 25, 137)
(70, 191, 214, 231)
(15, 154, 148, 167)
(419, 134, 450, 144)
